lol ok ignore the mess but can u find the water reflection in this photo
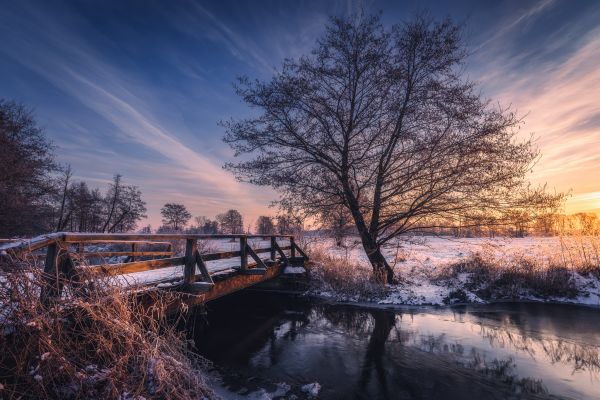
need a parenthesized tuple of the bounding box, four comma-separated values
(192, 294, 600, 399)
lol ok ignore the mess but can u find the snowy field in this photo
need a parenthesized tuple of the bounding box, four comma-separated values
(310, 235, 600, 307)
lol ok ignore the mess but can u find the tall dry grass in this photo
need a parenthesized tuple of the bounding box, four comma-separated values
(0, 256, 217, 399)
(304, 246, 387, 300)
(435, 235, 600, 301)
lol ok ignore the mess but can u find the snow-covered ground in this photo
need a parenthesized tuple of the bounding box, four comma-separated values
(111, 238, 291, 287)
(310, 235, 600, 307)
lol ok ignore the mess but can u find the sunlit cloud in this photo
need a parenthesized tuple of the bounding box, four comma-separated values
(471, 4, 600, 214)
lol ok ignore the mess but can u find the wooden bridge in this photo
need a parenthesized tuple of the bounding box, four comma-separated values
(0, 232, 308, 309)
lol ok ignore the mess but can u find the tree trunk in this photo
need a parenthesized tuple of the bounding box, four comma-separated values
(357, 232, 394, 284)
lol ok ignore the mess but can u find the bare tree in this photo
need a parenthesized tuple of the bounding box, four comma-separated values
(275, 214, 302, 235)
(321, 205, 353, 247)
(188, 216, 219, 234)
(0, 100, 59, 236)
(256, 216, 274, 235)
(223, 15, 563, 283)
(55, 164, 72, 232)
(216, 209, 244, 234)
(160, 203, 191, 232)
(102, 174, 122, 233)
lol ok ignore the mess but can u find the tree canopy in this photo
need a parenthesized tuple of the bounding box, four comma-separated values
(223, 14, 563, 282)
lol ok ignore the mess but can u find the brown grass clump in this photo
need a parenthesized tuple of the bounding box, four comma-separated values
(0, 256, 217, 399)
(434, 252, 579, 300)
(304, 247, 387, 300)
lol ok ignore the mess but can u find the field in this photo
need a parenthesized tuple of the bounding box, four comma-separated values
(305, 235, 600, 307)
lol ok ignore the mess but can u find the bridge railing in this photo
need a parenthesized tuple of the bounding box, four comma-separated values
(0, 232, 308, 303)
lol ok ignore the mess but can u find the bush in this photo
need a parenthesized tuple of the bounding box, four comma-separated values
(435, 252, 579, 300)
(304, 247, 387, 300)
(0, 256, 217, 399)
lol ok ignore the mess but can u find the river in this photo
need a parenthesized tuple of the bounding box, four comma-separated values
(191, 293, 600, 399)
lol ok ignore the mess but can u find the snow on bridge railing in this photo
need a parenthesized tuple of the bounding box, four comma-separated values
(0, 232, 308, 304)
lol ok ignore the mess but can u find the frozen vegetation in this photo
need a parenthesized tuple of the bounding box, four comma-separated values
(305, 235, 600, 307)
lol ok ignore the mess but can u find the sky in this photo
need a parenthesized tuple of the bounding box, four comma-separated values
(0, 0, 599, 228)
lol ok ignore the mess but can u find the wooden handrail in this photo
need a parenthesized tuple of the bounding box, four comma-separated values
(1, 232, 307, 303)
(0, 232, 293, 253)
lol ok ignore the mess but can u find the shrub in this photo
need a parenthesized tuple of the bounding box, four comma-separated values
(0, 256, 217, 399)
(304, 247, 387, 300)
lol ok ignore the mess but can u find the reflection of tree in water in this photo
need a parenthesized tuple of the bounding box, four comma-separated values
(357, 310, 396, 399)
(476, 323, 600, 376)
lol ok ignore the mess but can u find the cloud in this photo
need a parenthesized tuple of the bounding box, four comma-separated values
(0, 2, 276, 226)
(473, 10, 600, 212)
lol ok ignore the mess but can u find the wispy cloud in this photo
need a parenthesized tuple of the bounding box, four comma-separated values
(472, 4, 600, 213)
(0, 2, 275, 225)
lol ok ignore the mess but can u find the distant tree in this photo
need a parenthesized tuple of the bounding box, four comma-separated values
(275, 214, 302, 235)
(216, 209, 244, 234)
(160, 203, 191, 231)
(223, 15, 563, 282)
(321, 205, 353, 246)
(105, 184, 146, 232)
(55, 164, 72, 232)
(188, 216, 219, 234)
(0, 100, 59, 236)
(256, 216, 274, 235)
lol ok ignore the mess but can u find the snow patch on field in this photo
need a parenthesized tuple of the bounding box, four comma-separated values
(311, 236, 600, 307)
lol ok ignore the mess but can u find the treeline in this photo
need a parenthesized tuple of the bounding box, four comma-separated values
(0, 100, 147, 237)
(0, 99, 301, 238)
(155, 203, 302, 235)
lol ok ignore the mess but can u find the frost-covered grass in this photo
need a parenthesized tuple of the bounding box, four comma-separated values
(0, 257, 217, 399)
(305, 235, 600, 307)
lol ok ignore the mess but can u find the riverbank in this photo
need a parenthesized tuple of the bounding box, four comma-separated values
(301, 235, 600, 308)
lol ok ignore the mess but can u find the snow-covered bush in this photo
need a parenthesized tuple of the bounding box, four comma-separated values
(0, 256, 217, 399)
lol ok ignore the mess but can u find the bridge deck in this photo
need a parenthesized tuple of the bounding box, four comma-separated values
(0, 232, 308, 307)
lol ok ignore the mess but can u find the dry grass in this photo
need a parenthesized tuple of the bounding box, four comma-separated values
(432, 236, 600, 300)
(434, 253, 579, 300)
(434, 236, 600, 301)
(0, 256, 217, 400)
(304, 246, 387, 300)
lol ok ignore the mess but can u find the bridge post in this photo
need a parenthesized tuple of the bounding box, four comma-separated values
(270, 236, 276, 261)
(184, 238, 197, 284)
(40, 242, 60, 304)
(290, 236, 296, 259)
(131, 242, 138, 262)
(240, 235, 248, 271)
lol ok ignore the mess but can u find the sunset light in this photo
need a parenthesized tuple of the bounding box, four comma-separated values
(1, 1, 599, 399)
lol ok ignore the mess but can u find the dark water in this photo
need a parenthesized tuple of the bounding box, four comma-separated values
(190, 293, 600, 399)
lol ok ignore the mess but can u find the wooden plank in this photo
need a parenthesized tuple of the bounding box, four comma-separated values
(194, 250, 214, 284)
(183, 282, 213, 294)
(1, 233, 64, 253)
(202, 250, 241, 261)
(40, 242, 59, 303)
(270, 236, 276, 261)
(273, 241, 289, 265)
(63, 233, 293, 242)
(240, 236, 248, 271)
(184, 239, 197, 284)
(292, 241, 309, 260)
(290, 236, 297, 258)
(234, 267, 266, 275)
(246, 245, 267, 269)
(86, 256, 185, 276)
(77, 251, 173, 258)
(65, 240, 174, 246)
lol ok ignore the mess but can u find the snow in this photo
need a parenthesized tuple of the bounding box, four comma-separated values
(283, 266, 306, 274)
(312, 235, 600, 307)
(301, 382, 321, 397)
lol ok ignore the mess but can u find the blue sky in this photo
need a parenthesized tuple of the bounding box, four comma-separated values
(1, 0, 599, 228)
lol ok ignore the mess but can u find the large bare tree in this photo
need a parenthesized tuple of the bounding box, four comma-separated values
(223, 15, 561, 283)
